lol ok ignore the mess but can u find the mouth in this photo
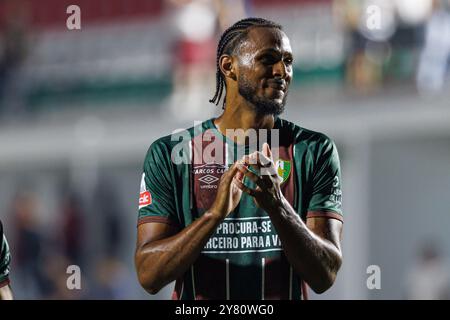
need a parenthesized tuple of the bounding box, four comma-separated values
(266, 80, 287, 92)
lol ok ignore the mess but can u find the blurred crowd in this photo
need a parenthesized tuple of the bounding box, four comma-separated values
(3, 187, 135, 299)
(0, 0, 448, 119)
(404, 240, 450, 299)
(0, 0, 449, 300)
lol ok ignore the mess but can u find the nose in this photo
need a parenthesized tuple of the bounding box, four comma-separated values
(272, 60, 289, 80)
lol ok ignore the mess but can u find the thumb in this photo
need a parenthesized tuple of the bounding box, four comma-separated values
(262, 143, 272, 160)
(226, 162, 241, 181)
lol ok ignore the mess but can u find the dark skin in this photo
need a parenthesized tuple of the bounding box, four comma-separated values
(135, 27, 343, 295)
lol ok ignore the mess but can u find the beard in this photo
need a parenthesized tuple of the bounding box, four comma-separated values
(238, 74, 288, 116)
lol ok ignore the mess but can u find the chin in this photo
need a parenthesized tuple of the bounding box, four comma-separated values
(253, 99, 285, 116)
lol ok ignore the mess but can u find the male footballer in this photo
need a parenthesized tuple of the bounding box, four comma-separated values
(135, 18, 343, 300)
(0, 220, 13, 300)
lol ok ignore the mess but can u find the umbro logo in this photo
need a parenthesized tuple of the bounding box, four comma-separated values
(198, 174, 219, 185)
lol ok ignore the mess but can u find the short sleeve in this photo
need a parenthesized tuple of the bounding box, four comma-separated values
(306, 137, 343, 222)
(137, 140, 179, 227)
(0, 234, 11, 288)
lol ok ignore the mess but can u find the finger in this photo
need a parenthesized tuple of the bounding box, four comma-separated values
(243, 152, 258, 166)
(258, 152, 272, 168)
(226, 163, 239, 175)
(237, 163, 275, 190)
(262, 143, 273, 160)
(235, 169, 244, 181)
(223, 162, 241, 182)
(232, 177, 257, 197)
(243, 152, 271, 168)
(236, 163, 261, 183)
(260, 165, 278, 177)
(241, 154, 251, 163)
(240, 155, 261, 178)
(241, 154, 277, 183)
(253, 153, 277, 179)
(244, 162, 264, 181)
(251, 151, 272, 168)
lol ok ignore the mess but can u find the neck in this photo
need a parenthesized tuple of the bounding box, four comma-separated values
(214, 94, 275, 139)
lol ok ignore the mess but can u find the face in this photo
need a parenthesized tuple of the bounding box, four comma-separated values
(235, 27, 293, 115)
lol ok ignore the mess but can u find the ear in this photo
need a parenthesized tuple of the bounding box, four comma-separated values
(219, 54, 237, 81)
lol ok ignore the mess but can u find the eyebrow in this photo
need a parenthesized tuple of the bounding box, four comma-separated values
(257, 48, 293, 56)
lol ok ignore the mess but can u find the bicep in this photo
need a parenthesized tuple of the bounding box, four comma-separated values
(138, 142, 178, 226)
(136, 222, 179, 251)
(306, 216, 343, 252)
(308, 137, 342, 215)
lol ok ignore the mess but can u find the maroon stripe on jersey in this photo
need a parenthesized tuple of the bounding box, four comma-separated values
(0, 278, 10, 288)
(137, 216, 178, 227)
(190, 129, 227, 299)
(191, 130, 227, 212)
(306, 210, 343, 222)
(172, 278, 184, 300)
(192, 254, 226, 299)
(264, 255, 291, 299)
(301, 280, 309, 300)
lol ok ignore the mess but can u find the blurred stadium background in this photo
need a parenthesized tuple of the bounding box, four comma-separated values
(0, 0, 450, 299)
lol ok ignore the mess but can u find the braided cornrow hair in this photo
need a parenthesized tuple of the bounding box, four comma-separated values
(209, 17, 282, 108)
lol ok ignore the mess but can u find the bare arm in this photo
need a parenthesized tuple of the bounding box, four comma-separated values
(235, 144, 343, 293)
(0, 284, 13, 300)
(135, 213, 221, 294)
(135, 163, 244, 294)
(267, 201, 343, 293)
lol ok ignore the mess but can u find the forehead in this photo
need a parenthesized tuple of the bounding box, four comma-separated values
(241, 27, 291, 54)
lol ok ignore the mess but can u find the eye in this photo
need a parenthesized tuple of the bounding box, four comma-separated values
(284, 57, 293, 65)
(260, 55, 277, 65)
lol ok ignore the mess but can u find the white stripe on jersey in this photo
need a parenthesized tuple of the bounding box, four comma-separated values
(189, 139, 193, 163)
(191, 265, 196, 300)
(226, 259, 230, 300)
(180, 280, 184, 300)
(289, 266, 293, 300)
(225, 141, 230, 167)
(261, 258, 265, 300)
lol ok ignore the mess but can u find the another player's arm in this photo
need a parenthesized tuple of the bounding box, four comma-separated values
(0, 231, 13, 300)
(235, 143, 342, 294)
(135, 163, 243, 294)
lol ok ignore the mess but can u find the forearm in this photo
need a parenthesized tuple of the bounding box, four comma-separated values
(268, 198, 342, 293)
(135, 212, 221, 294)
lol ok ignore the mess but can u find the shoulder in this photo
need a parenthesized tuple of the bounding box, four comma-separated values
(143, 120, 208, 163)
(147, 134, 175, 155)
(276, 117, 336, 150)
